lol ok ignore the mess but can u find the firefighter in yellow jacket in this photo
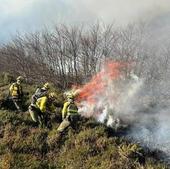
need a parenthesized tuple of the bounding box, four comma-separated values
(57, 93, 79, 133)
(29, 92, 57, 128)
(9, 76, 24, 112)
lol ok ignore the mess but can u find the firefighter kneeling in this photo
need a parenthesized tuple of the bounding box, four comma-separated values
(29, 92, 57, 129)
(57, 93, 79, 133)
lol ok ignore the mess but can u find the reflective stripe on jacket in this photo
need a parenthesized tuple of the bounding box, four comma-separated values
(62, 101, 78, 119)
(9, 83, 23, 98)
(67, 103, 78, 115)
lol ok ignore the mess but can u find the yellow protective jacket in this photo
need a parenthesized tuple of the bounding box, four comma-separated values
(9, 82, 23, 98)
(36, 96, 56, 113)
(62, 101, 78, 119)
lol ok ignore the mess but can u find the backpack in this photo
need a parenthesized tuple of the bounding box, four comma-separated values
(31, 87, 48, 105)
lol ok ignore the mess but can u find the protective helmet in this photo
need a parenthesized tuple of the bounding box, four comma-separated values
(67, 94, 74, 100)
(49, 92, 57, 99)
(16, 76, 24, 81)
(43, 82, 50, 90)
(16, 76, 24, 84)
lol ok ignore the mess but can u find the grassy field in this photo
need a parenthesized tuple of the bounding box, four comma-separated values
(0, 74, 168, 169)
(0, 109, 168, 169)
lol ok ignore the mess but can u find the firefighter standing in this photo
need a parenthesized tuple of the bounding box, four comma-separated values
(9, 76, 24, 112)
(57, 94, 79, 133)
(29, 92, 57, 129)
(31, 82, 50, 106)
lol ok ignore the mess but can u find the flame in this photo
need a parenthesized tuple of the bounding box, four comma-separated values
(75, 60, 128, 104)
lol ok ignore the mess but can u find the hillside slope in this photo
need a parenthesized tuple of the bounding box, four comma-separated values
(0, 81, 168, 169)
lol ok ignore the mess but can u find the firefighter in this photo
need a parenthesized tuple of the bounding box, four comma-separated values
(9, 76, 24, 112)
(31, 82, 50, 106)
(29, 92, 57, 129)
(57, 93, 79, 133)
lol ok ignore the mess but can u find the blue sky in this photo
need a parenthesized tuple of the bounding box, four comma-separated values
(0, 0, 170, 43)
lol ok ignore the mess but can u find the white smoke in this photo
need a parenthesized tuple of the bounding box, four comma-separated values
(78, 68, 170, 162)
(79, 71, 144, 123)
(1, 0, 170, 42)
(74, 0, 170, 25)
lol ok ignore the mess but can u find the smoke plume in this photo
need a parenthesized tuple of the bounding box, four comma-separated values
(74, 60, 170, 163)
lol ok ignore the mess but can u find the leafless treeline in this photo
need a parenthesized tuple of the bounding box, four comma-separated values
(0, 23, 170, 91)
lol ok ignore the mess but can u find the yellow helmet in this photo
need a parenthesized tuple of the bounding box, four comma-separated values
(43, 82, 50, 90)
(49, 92, 57, 99)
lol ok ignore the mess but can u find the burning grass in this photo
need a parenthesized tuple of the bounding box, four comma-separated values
(0, 73, 168, 168)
